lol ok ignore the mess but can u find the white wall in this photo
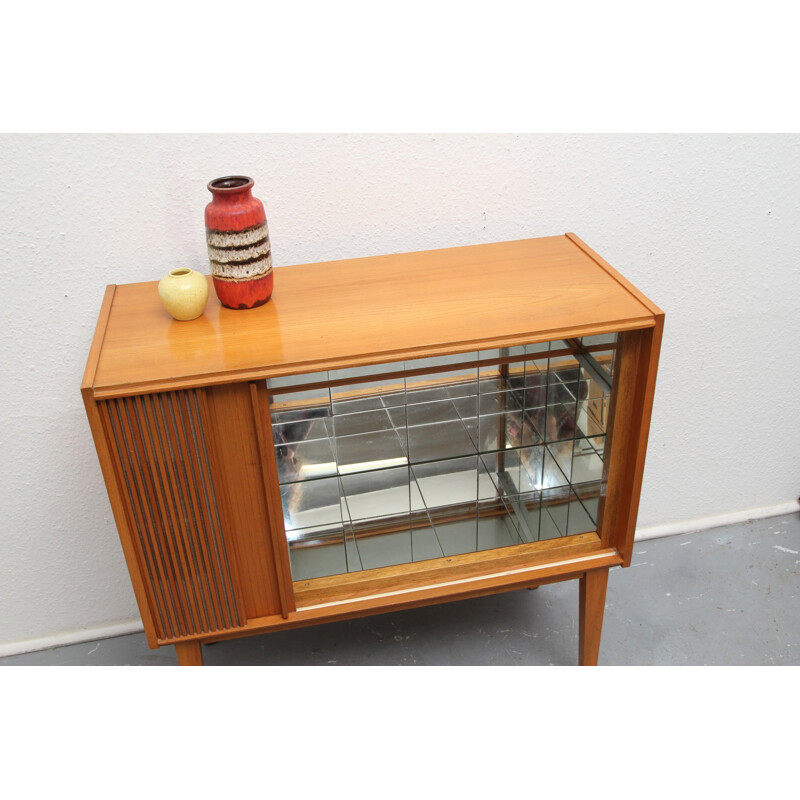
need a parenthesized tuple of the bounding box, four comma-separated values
(1, 133, 798, 653)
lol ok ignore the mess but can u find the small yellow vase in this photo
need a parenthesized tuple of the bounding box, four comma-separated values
(158, 268, 209, 321)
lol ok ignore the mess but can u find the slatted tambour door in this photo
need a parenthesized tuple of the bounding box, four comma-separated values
(99, 388, 245, 640)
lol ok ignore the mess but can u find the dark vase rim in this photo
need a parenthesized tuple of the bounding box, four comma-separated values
(208, 175, 254, 193)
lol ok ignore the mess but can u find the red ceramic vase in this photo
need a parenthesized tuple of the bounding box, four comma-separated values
(205, 175, 274, 309)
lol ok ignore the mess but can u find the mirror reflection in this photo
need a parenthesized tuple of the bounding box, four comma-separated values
(267, 337, 614, 581)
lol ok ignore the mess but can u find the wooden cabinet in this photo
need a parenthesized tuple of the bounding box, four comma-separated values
(82, 233, 663, 665)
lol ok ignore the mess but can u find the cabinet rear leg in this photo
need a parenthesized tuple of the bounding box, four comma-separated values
(579, 567, 609, 666)
(175, 641, 204, 666)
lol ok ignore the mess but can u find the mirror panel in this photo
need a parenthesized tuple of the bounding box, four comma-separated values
(268, 336, 614, 581)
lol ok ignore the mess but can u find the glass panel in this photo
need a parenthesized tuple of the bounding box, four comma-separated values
(270, 382, 334, 491)
(281, 475, 344, 533)
(476, 497, 525, 551)
(340, 466, 421, 521)
(350, 514, 413, 570)
(543, 349, 582, 445)
(269, 334, 616, 581)
(566, 489, 597, 536)
(427, 503, 480, 557)
(575, 360, 613, 441)
(289, 527, 348, 581)
(539, 485, 572, 540)
(580, 332, 617, 382)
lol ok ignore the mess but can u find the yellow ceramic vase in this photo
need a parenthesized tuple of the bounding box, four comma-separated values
(158, 268, 209, 321)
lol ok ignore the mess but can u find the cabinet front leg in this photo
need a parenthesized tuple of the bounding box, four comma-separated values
(175, 641, 204, 666)
(579, 567, 609, 666)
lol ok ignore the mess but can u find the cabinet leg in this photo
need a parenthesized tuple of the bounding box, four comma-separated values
(175, 641, 204, 666)
(579, 567, 609, 666)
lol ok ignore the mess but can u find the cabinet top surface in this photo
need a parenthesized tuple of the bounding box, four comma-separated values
(87, 234, 662, 397)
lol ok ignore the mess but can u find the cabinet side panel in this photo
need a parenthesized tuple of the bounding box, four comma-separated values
(100, 390, 246, 639)
(200, 383, 284, 619)
(597, 320, 663, 564)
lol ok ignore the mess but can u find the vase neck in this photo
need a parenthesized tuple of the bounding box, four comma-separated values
(207, 175, 254, 203)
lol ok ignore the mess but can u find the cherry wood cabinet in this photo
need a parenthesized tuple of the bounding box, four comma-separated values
(82, 233, 663, 665)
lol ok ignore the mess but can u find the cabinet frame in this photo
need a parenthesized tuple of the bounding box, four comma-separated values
(82, 233, 663, 665)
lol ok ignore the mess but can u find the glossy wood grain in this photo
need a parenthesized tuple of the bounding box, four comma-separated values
(293, 532, 605, 608)
(158, 545, 623, 647)
(90, 235, 656, 398)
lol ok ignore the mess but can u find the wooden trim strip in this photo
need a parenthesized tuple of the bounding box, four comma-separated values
(81, 284, 116, 392)
(301, 550, 622, 613)
(596, 322, 663, 564)
(266, 345, 580, 397)
(89, 318, 655, 400)
(595, 332, 636, 551)
(565, 233, 664, 318)
(250, 381, 296, 618)
(294, 532, 602, 604)
(615, 321, 664, 564)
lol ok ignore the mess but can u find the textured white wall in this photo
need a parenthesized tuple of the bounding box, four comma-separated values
(1, 133, 798, 651)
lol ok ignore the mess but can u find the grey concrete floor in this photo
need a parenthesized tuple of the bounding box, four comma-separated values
(2, 512, 798, 666)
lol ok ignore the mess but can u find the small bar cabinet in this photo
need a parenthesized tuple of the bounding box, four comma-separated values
(82, 234, 663, 665)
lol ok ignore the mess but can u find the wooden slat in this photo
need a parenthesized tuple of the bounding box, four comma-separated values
(167, 391, 227, 630)
(89, 396, 161, 646)
(191, 390, 246, 628)
(141, 393, 206, 633)
(107, 397, 181, 639)
(131, 394, 195, 634)
(155, 392, 218, 632)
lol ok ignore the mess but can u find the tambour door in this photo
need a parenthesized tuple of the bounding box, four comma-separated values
(97, 382, 292, 644)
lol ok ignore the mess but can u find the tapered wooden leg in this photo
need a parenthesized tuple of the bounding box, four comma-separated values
(579, 567, 609, 666)
(175, 641, 204, 666)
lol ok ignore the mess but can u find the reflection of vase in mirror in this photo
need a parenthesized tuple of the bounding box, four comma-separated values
(215, 288, 285, 374)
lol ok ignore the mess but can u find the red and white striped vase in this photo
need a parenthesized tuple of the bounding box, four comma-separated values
(205, 175, 274, 309)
